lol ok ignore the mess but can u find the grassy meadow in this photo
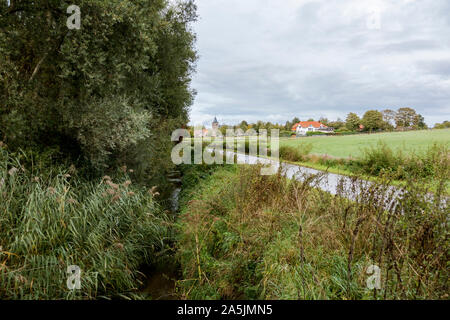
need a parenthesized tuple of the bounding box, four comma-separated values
(202, 129, 449, 189)
(280, 129, 450, 159)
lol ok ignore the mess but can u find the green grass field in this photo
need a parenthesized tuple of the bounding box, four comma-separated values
(280, 129, 450, 159)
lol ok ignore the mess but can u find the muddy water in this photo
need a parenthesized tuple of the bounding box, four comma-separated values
(141, 169, 182, 300)
(141, 265, 179, 300)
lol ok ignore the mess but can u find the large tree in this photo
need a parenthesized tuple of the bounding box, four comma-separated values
(434, 121, 450, 129)
(319, 117, 329, 126)
(395, 107, 417, 128)
(328, 118, 345, 130)
(345, 112, 361, 131)
(0, 0, 197, 177)
(291, 117, 300, 124)
(361, 110, 384, 132)
(239, 120, 249, 131)
(382, 109, 396, 127)
(413, 114, 427, 129)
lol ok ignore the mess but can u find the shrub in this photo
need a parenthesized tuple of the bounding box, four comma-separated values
(306, 131, 327, 136)
(358, 141, 403, 176)
(278, 144, 312, 162)
(280, 130, 295, 137)
(355, 142, 449, 180)
(335, 128, 355, 135)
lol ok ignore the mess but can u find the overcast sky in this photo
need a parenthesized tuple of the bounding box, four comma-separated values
(189, 0, 450, 127)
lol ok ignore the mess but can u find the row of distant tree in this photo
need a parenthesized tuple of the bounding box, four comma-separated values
(189, 108, 448, 137)
(198, 108, 447, 135)
(434, 121, 450, 129)
(338, 108, 427, 132)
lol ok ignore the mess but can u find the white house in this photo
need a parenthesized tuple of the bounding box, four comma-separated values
(292, 121, 333, 136)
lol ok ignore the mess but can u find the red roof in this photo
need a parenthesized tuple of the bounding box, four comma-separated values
(292, 121, 327, 131)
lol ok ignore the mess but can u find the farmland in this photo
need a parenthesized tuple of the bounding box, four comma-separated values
(280, 129, 450, 159)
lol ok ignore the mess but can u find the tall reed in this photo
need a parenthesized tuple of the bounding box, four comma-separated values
(0, 148, 170, 299)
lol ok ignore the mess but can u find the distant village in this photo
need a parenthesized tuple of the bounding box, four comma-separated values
(193, 117, 338, 137)
(190, 107, 437, 138)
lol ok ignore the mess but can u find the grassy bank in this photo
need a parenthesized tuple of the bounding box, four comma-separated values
(0, 149, 171, 299)
(176, 165, 448, 300)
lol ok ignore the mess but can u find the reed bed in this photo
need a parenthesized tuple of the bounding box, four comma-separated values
(0, 149, 170, 299)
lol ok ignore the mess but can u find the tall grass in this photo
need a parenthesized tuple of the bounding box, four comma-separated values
(279, 142, 449, 183)
(357, 142, 448, 179)
(278, 144, 312, 162)
(0, 148, 170, 299)
(176, 164, 448, 300)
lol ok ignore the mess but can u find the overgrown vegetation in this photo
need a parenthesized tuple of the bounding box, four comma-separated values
(0, 0, 197, 183)
(278, 144, 312, 162)
(0, 148, 170, 299)
(176, 164, 449, 300)
(279, 141, 449, 184)
(0, 0, 197, 300)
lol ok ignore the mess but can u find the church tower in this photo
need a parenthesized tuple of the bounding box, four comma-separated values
(212, 117, 219, 130)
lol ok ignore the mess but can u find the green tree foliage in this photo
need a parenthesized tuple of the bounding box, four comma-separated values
(328, 118, 345, 130)
(345, 112, 360, 131)
(0, 0, 197, 177)
(318, 117, 329, 126)
(395, 107, 417, 128)
(382, 109, 396, 127)
(413, 114, 427, 129)
(219, 124, 229, 136)
(434, 121, 450, 129)
(361, 110, 384, 132)
(239, 120, 248, 131)
(284, 120, 292, 131)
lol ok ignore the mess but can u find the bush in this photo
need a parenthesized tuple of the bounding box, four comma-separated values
(306, 131, 327, 136)
(280, 130, 295, 137)
(0, 148, 170, 299)
(355, 142, 449, 180)
(278, 144, 312, 162)
(359, 141, 402, 176)
(335, 128, 356, 135)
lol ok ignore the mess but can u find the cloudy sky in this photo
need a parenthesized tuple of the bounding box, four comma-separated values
(189, 0, 450, 127)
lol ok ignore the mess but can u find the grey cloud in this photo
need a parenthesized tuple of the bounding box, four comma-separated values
(190, 0, 450, 127)
(417, 60, 450, 77)
(374, 40, 440, 53)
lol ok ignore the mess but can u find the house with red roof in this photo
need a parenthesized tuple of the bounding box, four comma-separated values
(292, 121, 333, 136)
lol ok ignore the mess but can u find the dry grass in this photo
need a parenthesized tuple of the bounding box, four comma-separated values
(177, 164, 449, 300)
